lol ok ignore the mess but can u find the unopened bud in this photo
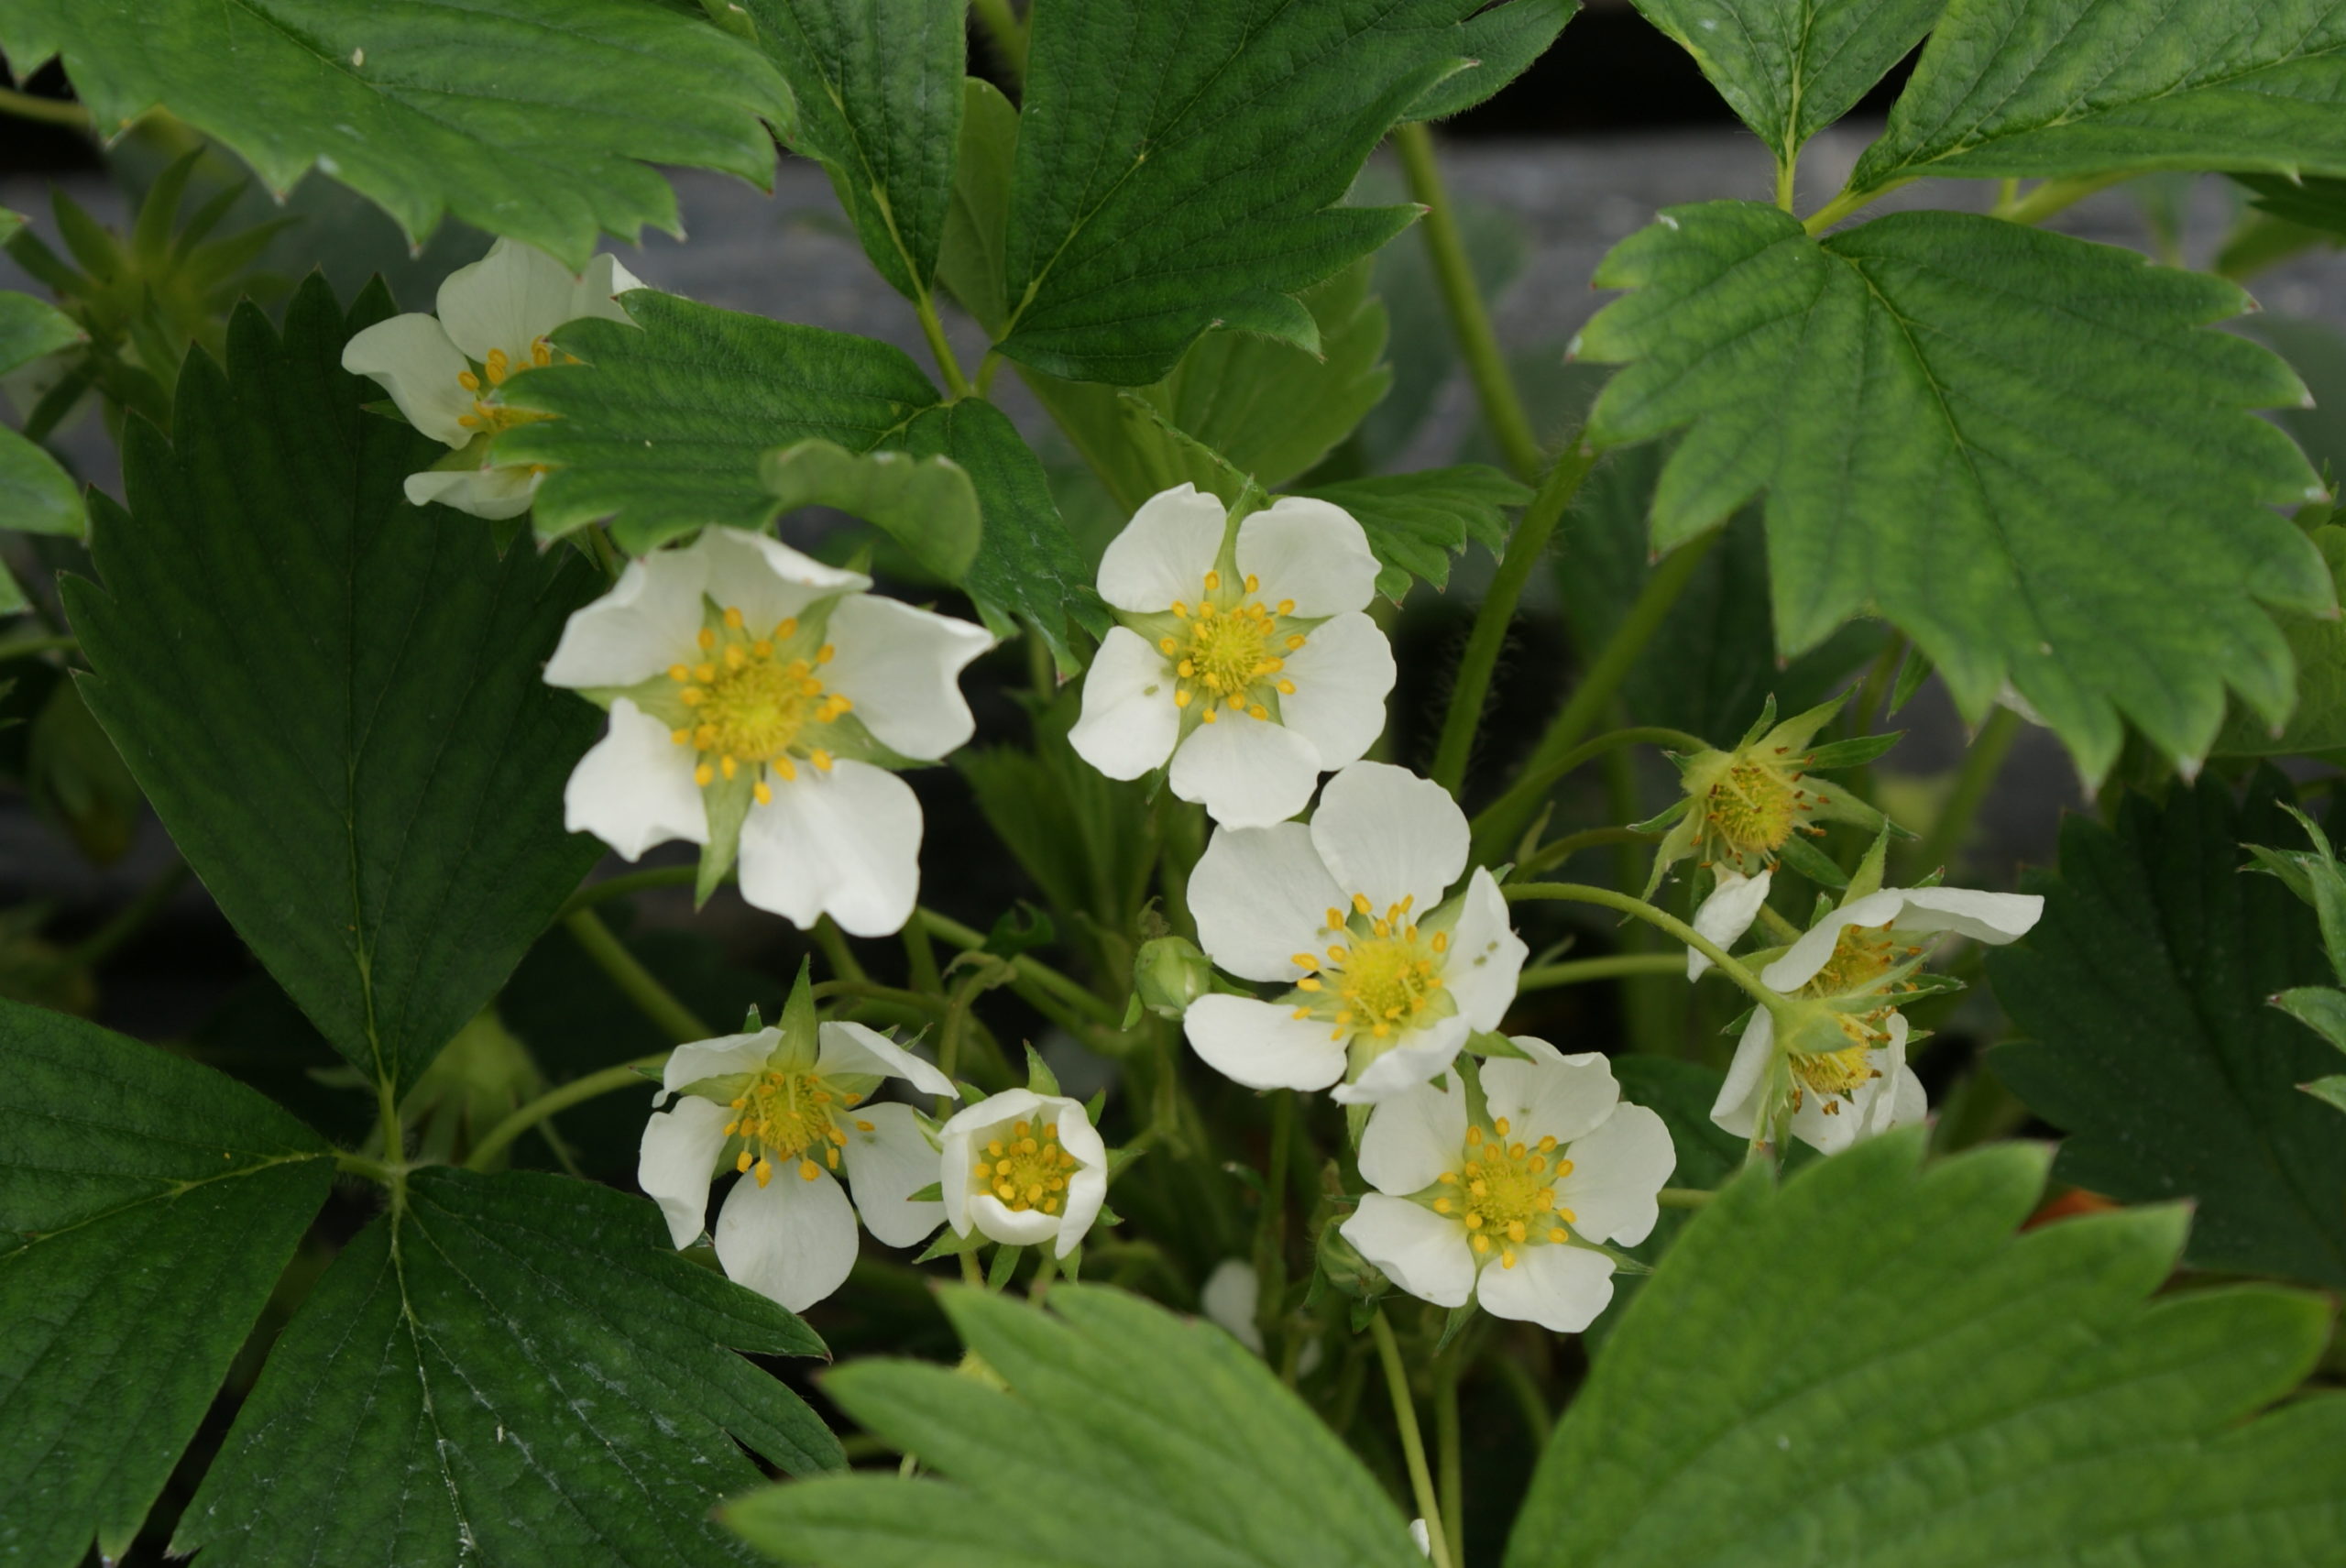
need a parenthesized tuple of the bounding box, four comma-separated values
(1134, 936, 1212, 1019)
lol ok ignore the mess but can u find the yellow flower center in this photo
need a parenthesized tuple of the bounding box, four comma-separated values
(1431, 1118, 1577, 1272)
(970, 1117, 1074, 1215)
(666, 606, 852, 803)
(1784, 923, 1915, 1112)
(1288, 894, 1450, 1042)
(1791, 1044, 1880, 1097)
(724, 1069, 866, 1188)
(454, 339, 564, 433)
(1704, 756, 1801, 861)
(1161, 570, 1306, 726)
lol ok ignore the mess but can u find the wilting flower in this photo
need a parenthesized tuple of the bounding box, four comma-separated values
(1341, 1042, 1674, 1332)
(938, 1089, 1109, 1256)
(1069, 484, 1395, 827)
(1713, 884, 2043, 1153)
(1185, 761, 1527, 1103)
(342, 237, 640, 519)
(544, 526, 992, 936)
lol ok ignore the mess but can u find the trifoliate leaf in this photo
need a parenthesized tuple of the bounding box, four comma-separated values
(1848, 0, 2346, 198)
(2237, 173, 2346, 240)
(1507, 1131, 2346, 1568)
(1405, 0, 1579, 122)
(724, 1285, 1424, 1568)
(0, 289, 81, 377)
(936, 78, 1020, 336)
(1302, 465, 1529, 600)
(0, 0, 791, 269)
(1580, 202, 2329, 781)
(1990, 773, 2346, 1286)
(761, 439, 981, 583)
(0, 1002, 332, 1567)
(2214, 524, 2346, 757)
(176, 1168, 839, 1565)
(65, 276, 606, 1094)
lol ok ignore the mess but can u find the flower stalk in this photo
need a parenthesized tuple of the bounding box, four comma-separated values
(1369, 1310, 1456, 1568)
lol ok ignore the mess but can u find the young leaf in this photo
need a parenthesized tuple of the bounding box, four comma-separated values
(0, 289, 82, 377)
(1990, 773, 2346, 1286)
(1507, 1131, 2346, 1567)
(66, 277, 607, 1094)
(724, 1285, 1424, 1568)
(0, 1002, 333, 1568)
(0, 428, 82, 541)
(1301, 465, 1530, 600)
(936, 78, 1020, 336)
(761, 438, 981, 583)
(1847, 0, 2346, 199)
(0, 0, 792, 269)
(1581, 202, 2329, 782)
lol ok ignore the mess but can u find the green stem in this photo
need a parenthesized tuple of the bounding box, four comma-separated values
(1657, 1186, 1716, 1209)
(970, 0, 1027, 84)
(1369, 1310, 1456, 1568)
(1393, 121, 1542, 482)
(1516, 952, 1688, 992)
(466, 1053, 669, 1171)
(1503, 882, 1784, 1015)
(1513, 826, 1660, 881)
(376, 1076, 404, 1166)
(814, 916, 869, 986)
(1774, 154, 1797, 214)
(1470, 726, 1705, 847)
(1429, 441, 1600, 793)
(0, 85, 93, 130)
(563, 907, 713, 1044)
(584, 525, 624, 582)
(0, 632, 78, 663)
(915, 291, 974, 398)
(558, 863, 696, 919)
(1998, 173, 2129, 227)
(917, 908, 1123, 1026)
(1252, 1090, 1294, 1345)
(1434, 1355, 1465, 1568)
(1909, 705, 2021, 876)
(1803, 178, 1910, 236)
(903, 918, 943, 996)
(335, 1149, 400, 1184)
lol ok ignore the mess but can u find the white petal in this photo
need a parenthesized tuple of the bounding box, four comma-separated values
(1234, 496, 1379, 618)
(738, 760, 921, 937)
(713, 1165, 860, 1312)
(1169, 712, 1323, 828)
(637, 1096, 729, 1248)
(1190, 820, 1345, 982)
(564, 698, 708, 859)
(342, 313, 474, 446)
(1200, 1259, 1266, 1354)
(841, 1102, 944, 1248)
(969, 1192, 1063, 1247)
(693, 526, 869, 641)
(1483, 1048, 1618, 1147)
(574, 252, 645, 324)
(1687, 868, 1771, 981)
(1711, 1010, 1774, 1140)
(663, 1029, 778, 1094)
(1055, 1161, 1108, 1257)
(1096, 484, 1226, 612)
(1275, 611, 1393, 770)
(817, 1019, 956, 1098)
(1556, 1103, 1675, 1246)
(1067, 626, 1180, 780)
(404, 463, 541, 520)
(1475, 1243, 1616, 1333)
(821, 596, 992, 760)
(1341, 1195, 1474, 1309)
(1310, 762, 1467, 916)
(1786, 1080, 1862, 1155)
(1761, 888, 1908, 991)
(1851, 1014, 1923, 1141)
(1183, 994, 1348, 1091)
(437, 237, 596, 360)
(1410, 1520, 1432, 1558)
(1884, 886, 2045, 946)
(1332, 1016, 1472, 1106)
(1440, 869, 1528, 1032)
(543, 548, 709, 690)
(1885, 1062, 1928, 1133)
(1356, 1076, 1468, 1194)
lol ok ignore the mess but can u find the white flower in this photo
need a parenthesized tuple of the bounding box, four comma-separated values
(1685, 866, 1774, 980)
(341, 236, 641, 519)
(1712, 884, 2044, 1154)
(1069, 484, 1395, 828)
(938, 1089, 1109, 1257)
(1200, 1257, 1267, 1354)
(544, 526, 992, 937)
(1340, 1041, 1675, 1333)
(1183, 761, 1528, 1103)
(637, 1017, 956, 1312)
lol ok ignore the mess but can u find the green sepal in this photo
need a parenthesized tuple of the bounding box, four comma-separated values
(1431, 1302, 1479, 1357)
(1774, 831, 1849, 890)
(1084, 1088, 1109, 1124)
(779, 957, 819, 1061)
(1800, 731, 1904, 771)
(987, 1244, 1025, 1290)
(905, 1181, 945, 1203)
(1889, 645, 1935, 714)
(915, 1225, 987, 1263)
(1023, 1042, 1061, 1098)
(2272, 985, 2346, 1055)
(2303, 1075, 2346, 1113)
(696, 767, 755, 907)
(1466, 1029, 1533, 1060)
(1846, 822, 1896, 903)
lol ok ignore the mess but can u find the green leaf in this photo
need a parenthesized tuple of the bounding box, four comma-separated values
(761, 438, 981, 582)
(1990, 773, 2346, 1286)
(2242, 313, 2346, 480)
(725, 1284, 1422, 1568)
(996, 0, 1533, 384)
(177, 1167, 839, 1565)
(65, 276, 606, 1094)
(1580, 202, 2329, 781)
(0, 427, 83, 541)
(1406, 0, 1580, 122)
(1628, 0, 1940, 166)
(0, 1001, 332, 1566)
(2274, 984, 2346, 1054)
(0, 0, 791, 269)
(2237, 172, 2346, 239)
(936, 78, 1020, 336)
(0, 289, 81, 377)
(1848, 0, 2346, 198)
(737, 0, 964, 299)
(2214, 524, 2346, 757)
(1507, 1132, 2346, 1568)
(1301, 465, 1529, 600)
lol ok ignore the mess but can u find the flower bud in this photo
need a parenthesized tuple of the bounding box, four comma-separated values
(1133, 935, 1212, 1018)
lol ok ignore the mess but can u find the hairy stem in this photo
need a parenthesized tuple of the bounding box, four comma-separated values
(1435, 1356, 1465, 1568)
(466, 1053, 669, 1171)
(917, 907, 1124, 1026)
(1803, 178, 1910, 236)
(1503, 882, 1783, 1014)
(1657, 1186, 1716, 1209)
(1516, 952, 1688, 992)
(1998, 172, 2129, 226)
(1513, 826, 1660, 882)
(0, 85, 93, 130)
(1370, 1310, 1455, 1568)
(915, 290, 974, 398)
(1470, 725, 1705, 848)
(563, 907, 713, 1044)
(0, 632, 78, 663)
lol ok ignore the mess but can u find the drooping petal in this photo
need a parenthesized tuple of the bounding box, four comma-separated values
(402, 464, 543, 521)
(1341, 1195, 1474, 1309)
(1852, 1014, 1923, 1141)
(1710, 1009, 1774, 1140)
(1760, 888, 1907, 991)
(1200, 1259, 1266, 1354)
(342, 313, 475, 447)
(968, 1191, 1063, 1247)
(713, 1164, 861, 1311)
(1275, 610, 1394, 770)
(1189, 820, 1347, 982)
(1356, 1075, 1469, 1195)
(1096, 483, 1226, 612)
(1475, 1243, 1616, 1333)
(1439, 869, 1528, 1032)
(565, 698, 708, 859)
(821, 595, 993, 760)
(663, 1029, 778, 1094)
(437, 237, 597, 360)
(694, 525, 870, 641)
(1555, 1103, 1675, 1246)
(1687, 868, 1772, 981)
(636, 1095, 730, 1248)
(1054, 1158, 1108, 1257)
(1183, 994, 1348, 1091)
(738, 760, 921, 937)
(817, 1020, 955, 1098)
(1311, 762, 1467, 916)
(1785, 1075, 1863, 1156)
(1883, 886, 2045, 946)
(1483, 1047, 1619, 1147)
(1067, 626, 1181, 780)
(1168, 711, 1323, 828)
(543, 547, 709, 690)
(1234, 496, 1379, 618)
(841, 1102, 945, 1248)
(1332, 1016, 1472, 1106)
